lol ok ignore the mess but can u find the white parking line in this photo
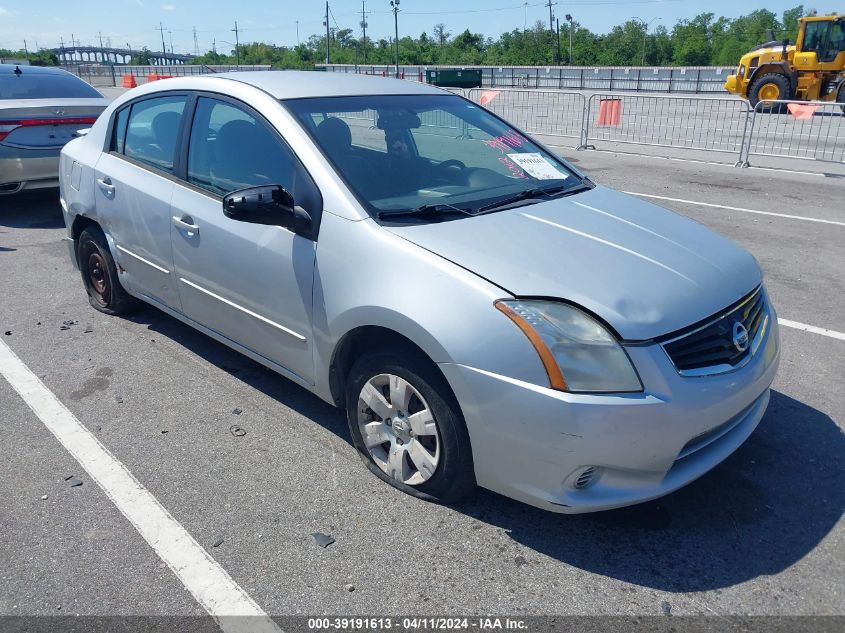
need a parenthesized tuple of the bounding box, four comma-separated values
(623, 191, 845, 226)
(0, 339, 282, 633)
(777, 319, 845, 341)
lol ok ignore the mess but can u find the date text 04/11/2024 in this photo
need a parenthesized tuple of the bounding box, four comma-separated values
(306, 617, 528, 630)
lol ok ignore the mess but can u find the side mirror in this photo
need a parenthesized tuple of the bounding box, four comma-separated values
(222, 185, 311, 232)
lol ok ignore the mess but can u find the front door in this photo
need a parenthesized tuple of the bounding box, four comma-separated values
(94, 94, 188, 309)
(169, 95, 318, 385)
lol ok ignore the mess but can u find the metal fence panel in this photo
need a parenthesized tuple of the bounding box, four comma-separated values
(63, 64, 271, 86)
(321, 64, 738, 94)
(467, 88, 586, 143)
(742, 100, 845, 166)
(583, 93, 751, 156)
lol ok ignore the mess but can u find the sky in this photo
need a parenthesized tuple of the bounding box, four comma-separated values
(0, 0, 841, 55)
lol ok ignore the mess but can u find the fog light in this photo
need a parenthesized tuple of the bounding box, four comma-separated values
(569, 466, 599, 490)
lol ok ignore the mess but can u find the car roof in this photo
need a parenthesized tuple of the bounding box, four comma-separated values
(215, 70, 446, 99)
(0, 64, 75, 76)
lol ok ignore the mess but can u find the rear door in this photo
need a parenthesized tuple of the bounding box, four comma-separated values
(169, 95, 320, 384)
(93, 93, 188, 310)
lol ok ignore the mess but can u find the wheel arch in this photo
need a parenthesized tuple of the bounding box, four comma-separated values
(327, 323, 453, 409)
(748, 63, 797, 95)
(69, 215, 102, 266)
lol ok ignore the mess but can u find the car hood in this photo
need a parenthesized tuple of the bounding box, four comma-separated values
(386, 185, 762, 340)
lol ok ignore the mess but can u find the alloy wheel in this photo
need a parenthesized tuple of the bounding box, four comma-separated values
(356, 373, 440, 486)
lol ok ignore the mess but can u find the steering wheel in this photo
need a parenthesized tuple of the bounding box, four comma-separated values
(437, 159, 467, 173)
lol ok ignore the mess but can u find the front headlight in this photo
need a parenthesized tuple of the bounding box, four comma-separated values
(496, 300, 643, 393)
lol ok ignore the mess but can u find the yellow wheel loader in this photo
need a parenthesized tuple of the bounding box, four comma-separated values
(724, 14, 845, 110)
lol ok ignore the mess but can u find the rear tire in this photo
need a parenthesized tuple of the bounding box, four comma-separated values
(749, 73, 792, 113)
(77, 226, 140, 316)
(345, 348, 476, 504)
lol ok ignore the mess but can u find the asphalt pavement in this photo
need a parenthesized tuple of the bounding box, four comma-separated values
(0, 147, 843, 625)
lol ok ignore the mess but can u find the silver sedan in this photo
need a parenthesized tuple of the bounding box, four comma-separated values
(59, 72, 779, 513)
(1, 64, 109, 194)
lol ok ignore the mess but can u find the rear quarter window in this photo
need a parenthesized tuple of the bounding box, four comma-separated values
(0, 72, 103, 99)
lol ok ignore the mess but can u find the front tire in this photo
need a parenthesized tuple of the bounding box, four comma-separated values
(77, 226, 140, 315)
(749, 73, 792, 112)
(345, 349, 475, 503)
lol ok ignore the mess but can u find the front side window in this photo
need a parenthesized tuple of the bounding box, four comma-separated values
(802, 21, 844, 62)
(123, 95, 188, 173)
(187, 97, 298, 197)
(284, 94, 582, 217)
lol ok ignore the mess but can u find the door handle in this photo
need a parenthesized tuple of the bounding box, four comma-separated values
(172, 215, 200, 236)
(97, 177, 115, 197)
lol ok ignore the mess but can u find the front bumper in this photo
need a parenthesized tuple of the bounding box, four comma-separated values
(441, 307, 780, 514)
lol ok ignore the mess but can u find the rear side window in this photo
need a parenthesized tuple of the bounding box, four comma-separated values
(123, 95, 187, 173)
(0, 72, 102, 99)
(187, 97, 298, 197)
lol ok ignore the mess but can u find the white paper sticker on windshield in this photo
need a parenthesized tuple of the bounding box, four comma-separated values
(506, 153, 568, 180)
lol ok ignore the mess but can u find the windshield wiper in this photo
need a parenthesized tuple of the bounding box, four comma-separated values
(377, 203, 473, 221)
(474, 180, 593, 215)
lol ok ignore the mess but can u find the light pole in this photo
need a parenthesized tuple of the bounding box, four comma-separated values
(390, 0, 400, 78)
(632, 16, 660, 66)
(565, 14, 573, 65)
(232, 21, 240, 66)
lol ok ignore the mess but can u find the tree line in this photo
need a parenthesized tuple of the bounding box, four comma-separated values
(2, 6, 805, 69)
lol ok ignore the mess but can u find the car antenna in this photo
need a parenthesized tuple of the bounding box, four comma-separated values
(14, 65, 22, 76)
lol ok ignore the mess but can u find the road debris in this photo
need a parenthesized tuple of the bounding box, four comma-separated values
(232, 408, 243, 415)
(311, 532, 335, 548)
(67, 477, 83, 487)
(661, 601, 672, 615)
(40, 495, 48, 501)
(344, 584, 355, 592)
(59, 319, 78, 331)
(229, 425, 246, 437)
(3, 331, 10, 336)
(212, 537, 224, 548)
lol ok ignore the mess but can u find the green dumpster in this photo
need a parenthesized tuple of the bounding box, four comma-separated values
(425, 69, 482, 88)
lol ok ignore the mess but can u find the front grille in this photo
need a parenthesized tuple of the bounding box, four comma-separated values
(663, 287, 767, 375)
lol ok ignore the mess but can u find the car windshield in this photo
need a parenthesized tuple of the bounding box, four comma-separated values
(0, 71, 103, 99)
(284, 94, 584, 217)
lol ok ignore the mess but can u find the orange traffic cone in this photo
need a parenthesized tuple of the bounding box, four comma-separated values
(122, 74, 137, 88)
(596, 98, 622, 126)
(147, 73, 161, 82)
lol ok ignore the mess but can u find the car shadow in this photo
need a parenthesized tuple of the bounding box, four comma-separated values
(453, 389, 844, 592)
(129, 304, 842, 592)
(126, 305, 349, 440)
(0, 190, 65, 229)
